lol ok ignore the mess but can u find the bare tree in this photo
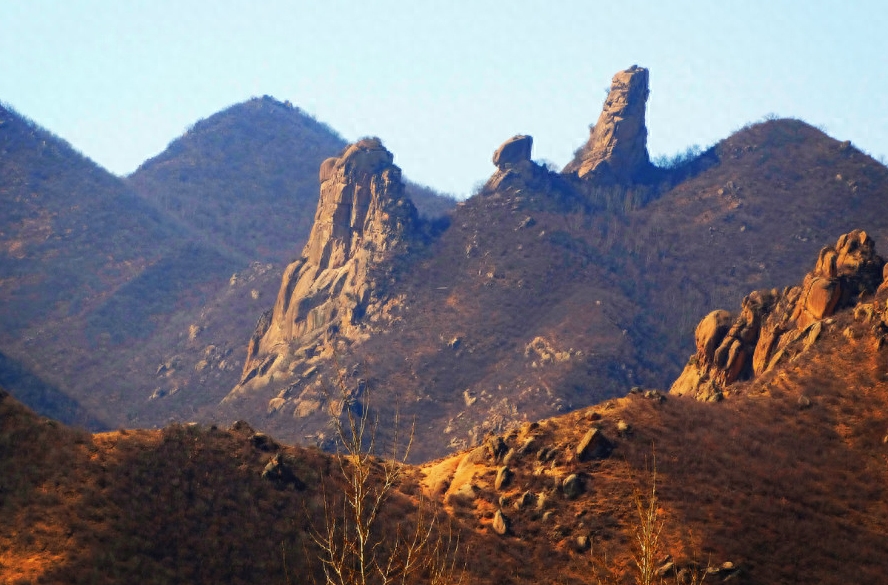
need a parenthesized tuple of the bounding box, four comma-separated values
(631, 454, 664, 585)
(312, 369, 462, 585)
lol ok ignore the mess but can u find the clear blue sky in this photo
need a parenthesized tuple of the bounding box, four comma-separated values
(2, 1, 886, 197)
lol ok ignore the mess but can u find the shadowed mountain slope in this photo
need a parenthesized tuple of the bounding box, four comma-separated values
(0, 99, 456, 432)
(127, 96, 350, 263)
(0, 104, 239, 426)
(128, 96, 455, 264)
(223, 112, 888, 461)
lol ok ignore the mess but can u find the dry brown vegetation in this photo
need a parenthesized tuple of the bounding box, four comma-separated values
(3, 289, 888, 583)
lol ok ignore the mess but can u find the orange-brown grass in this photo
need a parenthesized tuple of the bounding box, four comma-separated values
(1, 387, 491, 584)
(412, 303, 888, 584)
(4, 299, 888, 584)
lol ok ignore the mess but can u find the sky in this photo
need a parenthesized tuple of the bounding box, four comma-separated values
(2, 1, 887, 198)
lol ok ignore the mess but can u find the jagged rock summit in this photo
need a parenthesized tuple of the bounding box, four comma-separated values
(227, 137, 417, 400)
(671, 230, 886, 401)
(564, 65, 652, 183)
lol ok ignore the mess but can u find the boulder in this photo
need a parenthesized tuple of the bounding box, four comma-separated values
(513, 490, 535, 510)
(562, 474, 583, 498)
(261, 454, 305, 490)
(695, 310, 734, 361)
(576, 428, 612, 461)
(492, 509, 509, 536)
(487, 435, 508, 462)
(495, 466, 513, 491)
(492, 135, 533, 168)
(250, 432, 279, 452)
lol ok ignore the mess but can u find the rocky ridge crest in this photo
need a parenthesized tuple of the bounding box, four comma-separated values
(671, 230, 886, 401)
(227, 138, 417, 402)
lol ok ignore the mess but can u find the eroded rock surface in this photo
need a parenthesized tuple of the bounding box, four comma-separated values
(482, 134, 550, 194)
(671, 230, 885, 400)
(564, 65, 652, 183)
(228, 138, 417, 401)
(493, 135, 533, 168)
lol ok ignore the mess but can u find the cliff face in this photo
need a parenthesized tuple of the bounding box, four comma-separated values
(671, 230, 886, 401)
(229, 138, 417, 399)
(564, 65, 652, 183)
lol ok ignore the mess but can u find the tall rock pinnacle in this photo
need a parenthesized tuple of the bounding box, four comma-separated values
(229, 137, 417, 397)
(564, 65, 652, 183)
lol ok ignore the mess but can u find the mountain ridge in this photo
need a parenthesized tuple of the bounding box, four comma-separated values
(218, 69, 888, 461)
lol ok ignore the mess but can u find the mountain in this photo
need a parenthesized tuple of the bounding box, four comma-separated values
(128, 96, 455, 264)
(0, 102, 237, 427)
(220, 67, 888, 461)
(4, 234, 888, 582)
(0, 98, 454, 433)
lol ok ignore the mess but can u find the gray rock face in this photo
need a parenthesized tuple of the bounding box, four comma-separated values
(564, 65, 652, 183)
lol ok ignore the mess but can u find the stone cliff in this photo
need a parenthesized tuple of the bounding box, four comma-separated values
(563, 65, 652, 183)
(671, 230, 886, 401)
(227, 138, 417, 400)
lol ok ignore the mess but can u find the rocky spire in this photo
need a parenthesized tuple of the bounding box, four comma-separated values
(230, 138, 417, 396)
(564, 65, 652, 183)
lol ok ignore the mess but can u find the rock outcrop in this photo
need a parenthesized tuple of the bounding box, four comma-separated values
(492, 135, 533, 167)
(671, 230, 885, 401)
(228, 138, 417, 400)
(564, 65, 652, 183)
(482, 134, 549, 194)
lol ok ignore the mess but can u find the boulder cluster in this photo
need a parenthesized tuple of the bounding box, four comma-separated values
(671, 230, 886, 401)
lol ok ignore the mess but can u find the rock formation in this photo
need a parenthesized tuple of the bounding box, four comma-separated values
(671, 230, 885, 401)
(563, 65, 652, 183)
(228, 138, 417, 400)
(482, 134, 549, 194)
(492, 134, 533, 167)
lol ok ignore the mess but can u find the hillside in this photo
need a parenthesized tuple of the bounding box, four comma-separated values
(4, 66, 888, 470)
(127, 96, 349, 264)
(219, 69, 888, 461)
(0, 98, 455, 433)
(0, 103, 238, 427)
(4, 252, 888, 583)
(128, 96, 455, 264)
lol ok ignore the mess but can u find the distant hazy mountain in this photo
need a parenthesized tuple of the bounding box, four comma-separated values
(128, 96, 455, 264)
